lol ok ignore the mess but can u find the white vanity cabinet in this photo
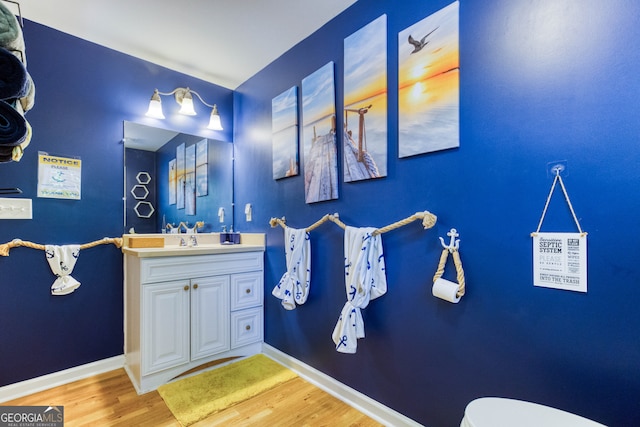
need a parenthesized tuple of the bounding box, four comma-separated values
(123, 243, 264, 394)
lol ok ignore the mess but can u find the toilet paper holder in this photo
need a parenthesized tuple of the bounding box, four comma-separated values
(432, 228, 466, 303)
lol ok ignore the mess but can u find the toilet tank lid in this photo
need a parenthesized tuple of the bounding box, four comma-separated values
(461, 397, 606, 427)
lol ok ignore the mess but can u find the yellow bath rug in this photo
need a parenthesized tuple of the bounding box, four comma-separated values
(157, 354, 298, 426)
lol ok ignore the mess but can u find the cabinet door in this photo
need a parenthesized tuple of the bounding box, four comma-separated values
(142, 280, 190, 376)
(191, 276, 230, 361)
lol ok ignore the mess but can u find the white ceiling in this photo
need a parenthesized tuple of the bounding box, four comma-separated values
(15, 0, 357, 89)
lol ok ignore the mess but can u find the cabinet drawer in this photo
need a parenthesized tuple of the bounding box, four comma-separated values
(140, 251, 263, 283)
(230, 271, 263, 311)
(231, 307, 263, 348)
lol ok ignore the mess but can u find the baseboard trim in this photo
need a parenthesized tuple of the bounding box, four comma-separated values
(0, 355, 125, 403)
(263, 344, 422, 427)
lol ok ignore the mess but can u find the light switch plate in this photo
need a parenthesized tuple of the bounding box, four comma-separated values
(0, 198, 32, 219)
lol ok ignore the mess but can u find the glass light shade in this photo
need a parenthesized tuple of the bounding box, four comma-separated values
(146, 98, 165, 119)
(178, 91, 197, 115)
(207, 105, 223, 130)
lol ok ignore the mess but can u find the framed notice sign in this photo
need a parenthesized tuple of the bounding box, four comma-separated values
(532, 232, 587, 292)
(37, 153, 82, 200)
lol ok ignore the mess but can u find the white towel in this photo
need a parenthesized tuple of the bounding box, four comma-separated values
(332, 226, 387, 353)
(45, 245, 81, 295)
(272, 227, 311, 310)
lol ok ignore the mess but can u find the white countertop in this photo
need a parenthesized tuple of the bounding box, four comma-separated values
(121, 233, 265, 258)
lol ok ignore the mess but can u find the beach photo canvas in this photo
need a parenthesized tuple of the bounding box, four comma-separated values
(302, 62, 339, 204)
(344, 14, 387, 182)
(272, 86, 299, 180)
(398, 1, 459, 158)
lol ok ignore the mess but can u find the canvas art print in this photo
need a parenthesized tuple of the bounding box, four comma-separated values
(196, 139, 208, 196)
(343, 14, 387, 182)
(398, 1, 459, 158)
(168, 158, 176, 205)
(272, 86, 299, 180)
(185, 144, 196, 215)
(302, 62, 339, 204)
(176, 142, 185, 209)
(196, 164, 207, 197)
(196, 139, 208, 166)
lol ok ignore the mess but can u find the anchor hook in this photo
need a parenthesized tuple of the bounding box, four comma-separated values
(439, 228, 460, 253)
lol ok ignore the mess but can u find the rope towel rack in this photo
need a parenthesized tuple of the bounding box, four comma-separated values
(269, 211, 437, 235)
(0, 237, 123, 257)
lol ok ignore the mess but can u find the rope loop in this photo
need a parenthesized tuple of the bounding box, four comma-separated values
(534, 171, 585, 235)
(432, 248, 466, 298)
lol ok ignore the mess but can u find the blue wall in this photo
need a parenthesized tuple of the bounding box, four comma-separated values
(1, 2, 638, 426)
(234, 1, 640, 425)
(0, 21, 233, 386)
(125, 148, 156, 233)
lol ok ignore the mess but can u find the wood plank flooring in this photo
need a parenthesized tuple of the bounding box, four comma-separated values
(5, 368, 383, 426)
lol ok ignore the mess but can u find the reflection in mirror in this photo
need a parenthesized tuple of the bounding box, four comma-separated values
(123, 121, 233, 234)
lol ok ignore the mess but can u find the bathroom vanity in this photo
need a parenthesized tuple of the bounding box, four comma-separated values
(122, 233, 265, 394)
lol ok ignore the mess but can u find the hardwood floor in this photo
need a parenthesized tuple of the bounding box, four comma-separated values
(5, 368, 383, 426)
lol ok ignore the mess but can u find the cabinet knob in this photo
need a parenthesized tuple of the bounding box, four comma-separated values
(184, 285, 189, 291)
(193, 284, 198, 289)
(245, 325, 251, 331)
(245, 288, 251, 294)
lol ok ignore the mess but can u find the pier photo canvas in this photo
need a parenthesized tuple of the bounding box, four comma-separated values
(168, 158, 176, 205)
(302, 62, 339, 204)
(398, 1, 459, 158)
(343, 14, 388, 182)
(185, 144, 196, 215)
(272, 86, 299, 180)
(176, 142, 185, 209)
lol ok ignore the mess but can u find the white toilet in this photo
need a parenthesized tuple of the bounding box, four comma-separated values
(460, 397, 607, 427)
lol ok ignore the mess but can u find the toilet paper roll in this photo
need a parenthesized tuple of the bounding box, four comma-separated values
(432, 277, 461, 303)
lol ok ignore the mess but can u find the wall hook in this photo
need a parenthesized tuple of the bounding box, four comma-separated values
(439, 228, 460, 253)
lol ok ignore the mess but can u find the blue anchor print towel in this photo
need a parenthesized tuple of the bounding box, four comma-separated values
(272, 227, 311, 310)
(45, 245, 81, 295)
(332, 226, 387, 353)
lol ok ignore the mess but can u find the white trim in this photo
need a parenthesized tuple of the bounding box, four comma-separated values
(0, 355, 125, 403)
(262, 344, 423, 427)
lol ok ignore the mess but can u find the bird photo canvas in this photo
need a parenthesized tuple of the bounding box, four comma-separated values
(398, 1, 459, 158)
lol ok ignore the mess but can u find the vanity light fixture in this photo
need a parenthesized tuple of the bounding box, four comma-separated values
(145, 87, 223, 130)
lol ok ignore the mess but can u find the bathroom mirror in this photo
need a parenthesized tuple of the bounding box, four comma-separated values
(123, 121, 233, 234)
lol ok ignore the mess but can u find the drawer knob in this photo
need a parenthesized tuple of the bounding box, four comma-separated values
(193, 284, 198, 289)
(183, 285, 189, 291)
(245, 325, 251, 331)
(245, 288, 251, 294)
